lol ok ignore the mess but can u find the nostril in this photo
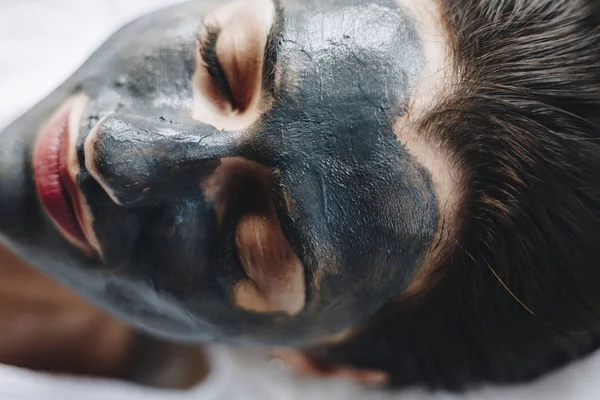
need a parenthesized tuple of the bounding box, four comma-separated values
(83, 113, 244, 208)
(84, 115, 124, 206)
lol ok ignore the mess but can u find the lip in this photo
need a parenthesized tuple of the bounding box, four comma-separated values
(34, 98, 96, 254)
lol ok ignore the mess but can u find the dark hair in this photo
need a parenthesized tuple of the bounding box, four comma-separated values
(316, 0, 600, 391)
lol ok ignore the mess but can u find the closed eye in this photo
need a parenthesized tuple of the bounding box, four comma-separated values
(192, 0, 283, 128)
(199, 25, 239, 111)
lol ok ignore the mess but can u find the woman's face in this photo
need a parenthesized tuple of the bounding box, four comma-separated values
(0, 0, 446, 345)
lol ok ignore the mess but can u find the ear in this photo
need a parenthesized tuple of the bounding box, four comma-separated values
(273, 350, 389, 386)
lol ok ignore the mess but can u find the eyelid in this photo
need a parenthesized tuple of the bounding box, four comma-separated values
(199, 26, 239, 110)
(192, 0, 279, 127)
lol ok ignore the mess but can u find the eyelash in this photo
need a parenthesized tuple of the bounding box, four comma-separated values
(200, 27, 239, 110)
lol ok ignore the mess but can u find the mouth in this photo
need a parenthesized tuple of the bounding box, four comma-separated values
(33, 96, 98, 255)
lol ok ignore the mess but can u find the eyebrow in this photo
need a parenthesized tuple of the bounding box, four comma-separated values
(199, 0, 285, 105)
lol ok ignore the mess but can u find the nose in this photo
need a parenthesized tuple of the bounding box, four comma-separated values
(84, 113, 245, 207)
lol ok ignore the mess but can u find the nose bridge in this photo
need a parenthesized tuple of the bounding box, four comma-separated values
(84, 113, 244, 207)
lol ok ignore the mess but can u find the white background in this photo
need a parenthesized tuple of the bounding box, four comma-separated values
(0, 0, 184, 128)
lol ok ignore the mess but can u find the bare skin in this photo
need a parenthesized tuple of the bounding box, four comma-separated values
(0, 243, 213, 388)
(0, 244, 133, 378)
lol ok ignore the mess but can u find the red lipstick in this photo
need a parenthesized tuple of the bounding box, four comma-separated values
(34, 105, 93, 252)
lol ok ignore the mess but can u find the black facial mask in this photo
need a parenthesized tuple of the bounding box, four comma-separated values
(0, 0, 437, 346)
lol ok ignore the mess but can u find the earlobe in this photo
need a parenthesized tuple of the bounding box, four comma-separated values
(273, 350, 389, 386)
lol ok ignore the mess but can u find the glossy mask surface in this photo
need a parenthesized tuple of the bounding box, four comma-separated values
(0, 0, 437, 345)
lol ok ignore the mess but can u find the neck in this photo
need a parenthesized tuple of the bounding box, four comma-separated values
(0, 244, 210, 387)
(0, 244, 135, 378)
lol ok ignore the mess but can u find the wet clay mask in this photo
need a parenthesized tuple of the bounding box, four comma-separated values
(0, 0, 437, 345)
